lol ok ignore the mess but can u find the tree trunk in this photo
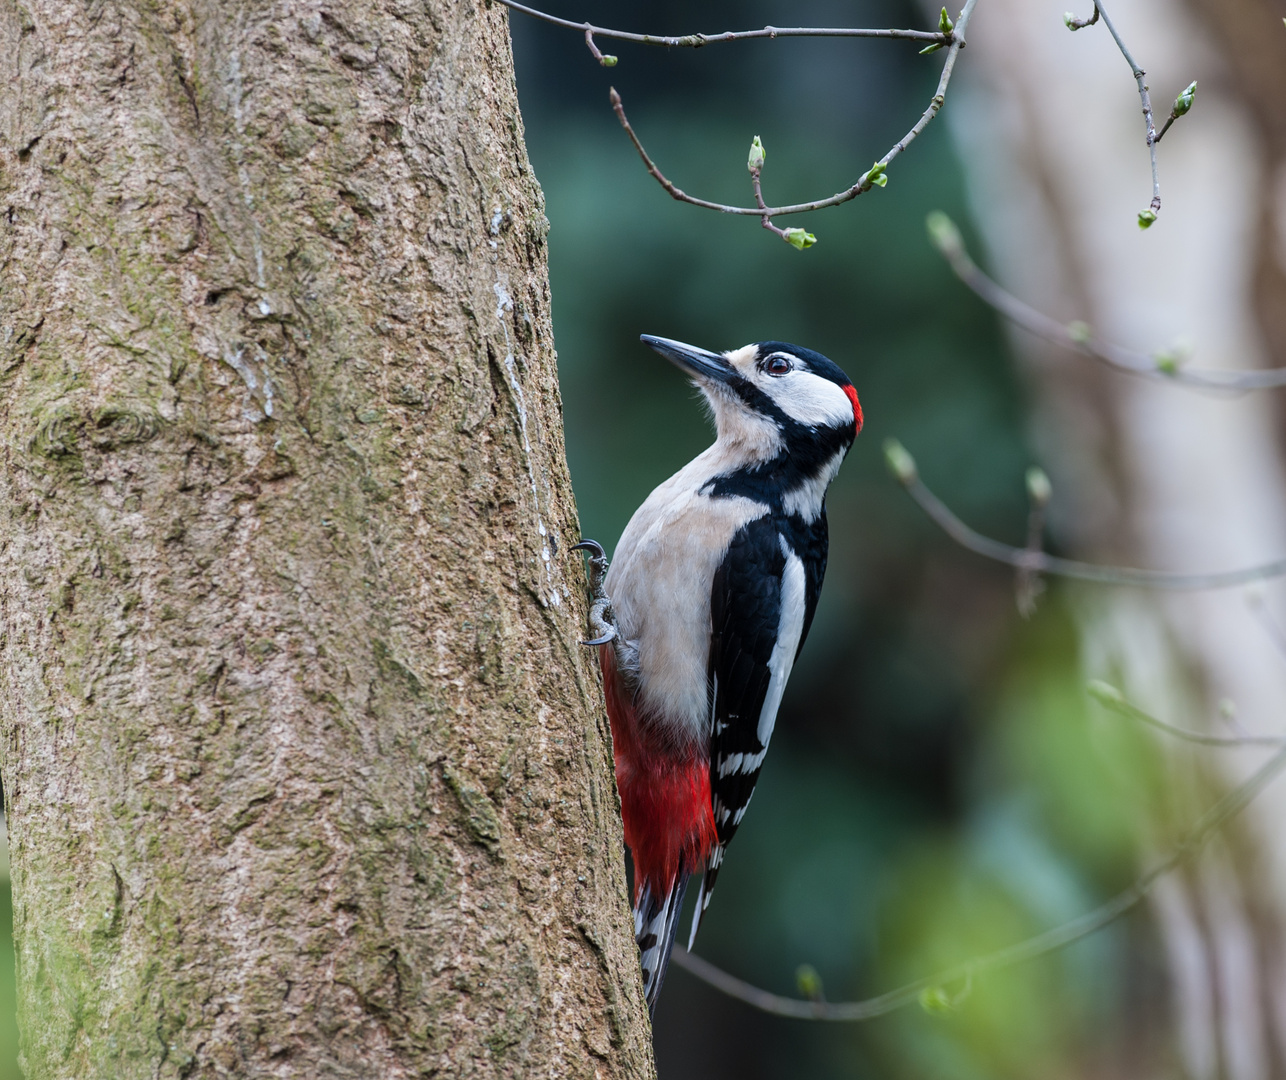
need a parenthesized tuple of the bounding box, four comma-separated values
(0, 0, 653, 1075)
(955, 0, 1286, 1074)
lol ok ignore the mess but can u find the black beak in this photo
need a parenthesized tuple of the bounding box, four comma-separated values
(640, 334, 736, 385)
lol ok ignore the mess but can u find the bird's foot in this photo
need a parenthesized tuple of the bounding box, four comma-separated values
(572, 539, 618, 646)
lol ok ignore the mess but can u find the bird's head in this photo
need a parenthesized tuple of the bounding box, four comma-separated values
(641, 335, 862, 462)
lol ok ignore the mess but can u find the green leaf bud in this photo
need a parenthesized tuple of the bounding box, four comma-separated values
(1173, 80, 1196, 116)
(864, 162, 888, 189)
(782, 228, 817, 250)
(938, 6, 954, 33)
(1063, 11, 1076, 27)
(747, 135, 766, 173)
(883, 438, 918, 485)
(795, 964, 825, 1002)
(1087, 680, 1125, 706)
(919, 987, 953, 1015)
(1067, 320, 1092, 345)
(919, 41, 945, 54)
(1025, 466, 1052, 508)
(1138, 209, 1157, 229)
(925, 211, 962, 255)
(601, 54, 618, 67)
(1154, 351, 1178, 375)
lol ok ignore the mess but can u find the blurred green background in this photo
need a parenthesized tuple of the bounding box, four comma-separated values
(0, 4, 1179, 1076)
(510, 1, 1172, 1076)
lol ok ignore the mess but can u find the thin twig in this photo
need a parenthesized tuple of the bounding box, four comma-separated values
(882, 440, 1286, 589)
(1064, 7, 1100, 30)
(1088, 681, 1286, 748)
(926, 213, 1286, 392)
(750, 164, 792, 244)
(674, 741, 1286, 1020)
(604, 0, 978, 219)
(1084, 0, 1162, 221)
(1247, 589, 1286, 660)
(583, 27, 615, 67)
(495, 0, 951, 48)
(1153, 81, 1197, 145)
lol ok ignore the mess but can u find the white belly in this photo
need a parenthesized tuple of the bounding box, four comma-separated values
(605, 457, 765, 748)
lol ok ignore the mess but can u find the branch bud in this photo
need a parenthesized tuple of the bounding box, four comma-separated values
(863, 161, 888, 190)
(1025, 466, 1052, 508)
(1137, 209, 1157, 230)
(919, 987, 954, 1015)
(883, 438, 918, 485)
(1218, 698, 1237, 720)
(1086, 680, 1125, 707)
(1154, 351, 1178, 375)
(601, 54, 618, 67)
(920, 8, 953, 52)
(747, 136, 766, 173)
(1066, 320, 1092, 345)
(1173, 80, 1196, 116)
(795, 964, 825, 1002)
(925, 211, 962, 256)
(1063, 11, 1076, 27)
(782, 228, 817, 250)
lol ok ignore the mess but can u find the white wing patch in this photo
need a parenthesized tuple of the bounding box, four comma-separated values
(757, 537, 808, 747)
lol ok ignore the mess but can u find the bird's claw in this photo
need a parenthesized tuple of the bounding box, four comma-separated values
(573, 539, 618, 647)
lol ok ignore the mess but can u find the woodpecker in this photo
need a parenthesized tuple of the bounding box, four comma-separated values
(576, 334, 862, 1015)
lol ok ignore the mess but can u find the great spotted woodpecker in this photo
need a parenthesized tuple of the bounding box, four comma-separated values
(576, 334, 862, 1014)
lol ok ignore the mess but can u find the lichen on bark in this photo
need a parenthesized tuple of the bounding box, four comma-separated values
(0, 0, 654, 1074)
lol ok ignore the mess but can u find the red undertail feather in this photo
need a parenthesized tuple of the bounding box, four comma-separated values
(599, 645, 717, 904)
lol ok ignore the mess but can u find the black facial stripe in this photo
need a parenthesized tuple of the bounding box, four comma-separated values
(700, 441, 845, 510)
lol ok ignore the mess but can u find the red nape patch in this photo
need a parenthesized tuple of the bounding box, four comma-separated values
(843, 383, 863, 433)
(599, 645, 718, 903)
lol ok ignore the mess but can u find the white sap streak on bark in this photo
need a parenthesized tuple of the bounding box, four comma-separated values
(494, 274, 558, 604)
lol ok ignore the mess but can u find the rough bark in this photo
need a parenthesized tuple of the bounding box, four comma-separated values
(955, 0, 1286, 1075)
(0, 0, 654, 1075)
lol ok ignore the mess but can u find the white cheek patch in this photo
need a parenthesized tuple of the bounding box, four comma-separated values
(771, 370, 854, 428)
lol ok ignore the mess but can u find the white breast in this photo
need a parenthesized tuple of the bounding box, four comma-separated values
(605, 448, 765, 748)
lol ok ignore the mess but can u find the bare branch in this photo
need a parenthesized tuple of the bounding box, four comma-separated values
(674, 740, 1286, 1019)
(1088, 681, 1286, 748)
(603, 0, 978, 219)
(1068, 0, 1162, 225)
(495, 0, 951, 48)
(882, 439, 1286, 589)
(926, 213, 1286, 392)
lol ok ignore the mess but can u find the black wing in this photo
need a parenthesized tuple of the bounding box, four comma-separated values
(688, 510, 829, 945)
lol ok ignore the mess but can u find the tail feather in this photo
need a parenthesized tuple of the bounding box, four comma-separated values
(635, 876, 690, 1016)
(686, 844, 725, 950)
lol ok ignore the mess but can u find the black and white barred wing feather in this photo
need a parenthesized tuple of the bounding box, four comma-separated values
(687, 512, 826, 948)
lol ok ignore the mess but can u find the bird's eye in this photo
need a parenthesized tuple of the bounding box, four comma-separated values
(765, 355, 792, 376)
